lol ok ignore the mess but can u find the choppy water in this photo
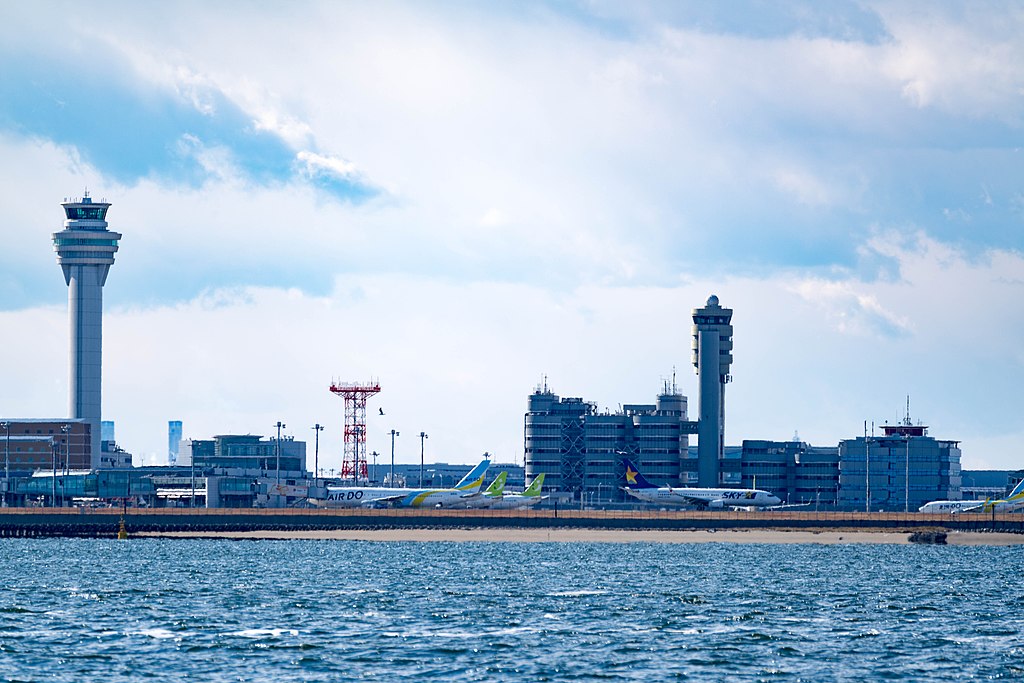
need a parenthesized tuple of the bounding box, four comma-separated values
(1, 539, 1023, 681)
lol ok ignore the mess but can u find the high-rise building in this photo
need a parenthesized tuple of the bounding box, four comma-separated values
(52, 193, 121, 468)
(692, 295, 733, 487)
(168, 421, 182, 465)
(101, 420, 115, 443)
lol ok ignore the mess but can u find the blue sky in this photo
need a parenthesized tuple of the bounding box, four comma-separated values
(1, 1, 1022, 470)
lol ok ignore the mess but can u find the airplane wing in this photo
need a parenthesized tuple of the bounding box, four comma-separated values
(360, 494, 407, 507)
(668, 490, 719, 508)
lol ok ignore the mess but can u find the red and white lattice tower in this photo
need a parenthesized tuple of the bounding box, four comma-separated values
(329, 380, 381, 483)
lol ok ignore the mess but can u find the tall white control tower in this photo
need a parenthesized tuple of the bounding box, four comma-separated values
(692, 295, 733, 487)
(53, 193, 121, 468)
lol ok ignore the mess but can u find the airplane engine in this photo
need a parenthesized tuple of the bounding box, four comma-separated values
(708, 500, 725, 509)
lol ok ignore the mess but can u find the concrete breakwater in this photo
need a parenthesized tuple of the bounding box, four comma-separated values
(0, 508, 1022, 538)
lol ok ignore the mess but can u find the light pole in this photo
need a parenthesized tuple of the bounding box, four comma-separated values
(312, 423, 324, 486)
(51, 441, 57, 506)
(864, 421, 870, 513)
(419, 432, 428, 488)
(60, 424, 70, 508)
(390, 429, 399, 487)
(371, 451, 379, 485)
(1, 421, 9, 507)
(189, 439, 196, 508)
(905, 433, 910, 514)
(275, 421, 286, 489)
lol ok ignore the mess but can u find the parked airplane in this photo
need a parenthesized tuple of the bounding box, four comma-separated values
(317, 458, 491, 508)
(486, 473, 546, 509)
(621, 459, 782, 508)
(451, 471, 508, 509)
(918, 477, 1024, 513)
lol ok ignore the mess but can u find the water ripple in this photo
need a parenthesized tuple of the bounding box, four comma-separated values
(0, 539, 1023, 681)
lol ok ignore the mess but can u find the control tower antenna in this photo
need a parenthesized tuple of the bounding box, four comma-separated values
(53, 191, 121, 466)
(329, 380, 381, 484)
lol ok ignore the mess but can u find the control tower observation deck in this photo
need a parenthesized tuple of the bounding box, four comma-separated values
(52, 193, 121, 467)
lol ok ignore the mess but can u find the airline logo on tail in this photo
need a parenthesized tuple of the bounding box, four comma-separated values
(484, 471, 508, 497)
(485, 472, 547, 509)
(623, 460, 657, 489)
(522, 472, 545, 497)
(453, 458, 491, 492)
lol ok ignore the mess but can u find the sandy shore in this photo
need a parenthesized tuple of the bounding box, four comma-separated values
(137, 528, 1024, 545)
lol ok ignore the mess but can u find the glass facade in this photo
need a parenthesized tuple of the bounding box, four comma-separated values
(524, 386, 694, 503)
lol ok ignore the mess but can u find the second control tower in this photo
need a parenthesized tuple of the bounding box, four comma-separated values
(692, 295, 733, 487)
(53, 193, 121, 467)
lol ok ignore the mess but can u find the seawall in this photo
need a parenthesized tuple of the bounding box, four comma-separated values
(0, 507, 1022, 538)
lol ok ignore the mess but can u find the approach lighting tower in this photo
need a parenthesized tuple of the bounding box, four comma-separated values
(329, 381, 381, 483)
(53, 191, 121, 467)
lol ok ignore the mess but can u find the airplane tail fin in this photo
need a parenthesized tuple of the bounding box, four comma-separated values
(483, 471, 507, 497)
(623, 459, 657, 489)
(523, 473, 545, 497)
(1008, 477, 1024, 499)
(455, 458, 491, 492)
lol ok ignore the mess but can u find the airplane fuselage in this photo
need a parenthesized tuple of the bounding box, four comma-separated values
(485, 494, 543, 510)
(917, 500, 983, 513)
(625, 486, 781, 508)
(316, 487, 477, 508)
(919, 498, 1024, 513)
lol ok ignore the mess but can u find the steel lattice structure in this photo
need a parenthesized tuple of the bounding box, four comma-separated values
(329, 381, 381, 483)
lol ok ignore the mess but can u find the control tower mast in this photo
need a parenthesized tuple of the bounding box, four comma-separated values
(329, 381, 381, 484)
(692, 295, 733, 487)
(53, 192, 121, 467)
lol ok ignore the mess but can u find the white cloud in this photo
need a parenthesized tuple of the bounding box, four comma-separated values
(3, 2, 1024, 476)
(3, 229, 1022, 471)
(295, 150, 359, 180)
(790, 277, 911, 337)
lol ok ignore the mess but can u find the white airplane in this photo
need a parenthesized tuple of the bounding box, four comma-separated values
(317, 458, 490, 508)
(918, 477, 1024, 513)
(449, 471, 507, 509)
(622, 459, 781, 509)
(486, 473, 546, 510)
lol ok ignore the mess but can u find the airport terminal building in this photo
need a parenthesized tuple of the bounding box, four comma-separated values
(524, 381, 697, 504)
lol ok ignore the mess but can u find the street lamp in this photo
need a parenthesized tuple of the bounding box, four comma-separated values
(51, 441, 57, 506)
(371, 451, 379, 485)
(864, 421, 870, 513)
(190, 439, 196, 509)
(312, 423, 324, 486)
(390, 430, 399, 487)
(274, 421, 286, 491)
(1, 421, 9, 507)
(905, 433, 911, 514)
(419, 432, 428, 488)
(60, 424, 70, 508)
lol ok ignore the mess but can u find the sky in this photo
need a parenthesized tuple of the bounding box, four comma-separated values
(1, 1, 1022, 472)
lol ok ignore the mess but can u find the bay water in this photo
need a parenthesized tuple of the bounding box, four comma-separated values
(1, 539, 1022, 681)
